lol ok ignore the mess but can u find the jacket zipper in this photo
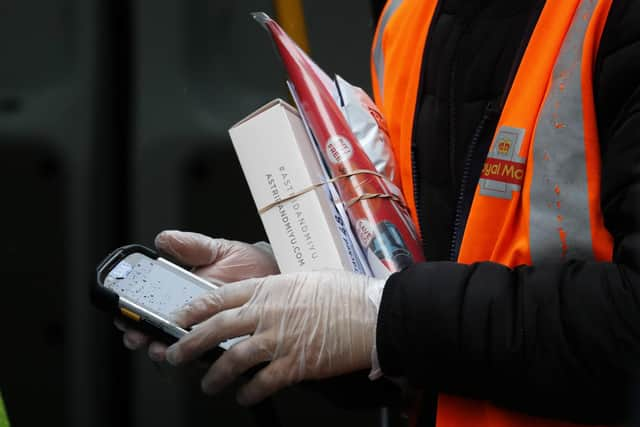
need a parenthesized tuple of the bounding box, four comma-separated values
(446, 24, 465, 261)
(445, 19, 469, 262)
(448, 101, 495, 261)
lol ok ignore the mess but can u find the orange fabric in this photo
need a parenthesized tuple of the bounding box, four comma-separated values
(372, 0, 615, 426)
(458, 0, 613, 267)
(371, 0, 438, 233)
(457, 0, 581, 266)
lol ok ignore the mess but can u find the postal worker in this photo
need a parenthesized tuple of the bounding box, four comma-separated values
(121, 1, 640, 425)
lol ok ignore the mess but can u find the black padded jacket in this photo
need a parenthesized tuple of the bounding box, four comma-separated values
(376, 0, 640, 425)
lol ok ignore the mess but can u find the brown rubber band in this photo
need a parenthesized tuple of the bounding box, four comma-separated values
(257, 169, 407, 214)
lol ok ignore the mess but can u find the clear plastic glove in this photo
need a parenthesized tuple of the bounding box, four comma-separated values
(164, 270, 386, 405)
(155, 230, 279, 284)
(118, 230, 280, 360)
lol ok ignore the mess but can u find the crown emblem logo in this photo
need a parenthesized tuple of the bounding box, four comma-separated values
(497, 137, 512, 155)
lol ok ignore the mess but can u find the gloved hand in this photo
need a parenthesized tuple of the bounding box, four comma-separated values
(117, 230, 280, 360)
(164, 270, 386, 405)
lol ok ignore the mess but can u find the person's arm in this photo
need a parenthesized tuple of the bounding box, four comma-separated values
(376, 3, 640, 423)
(378, 256, 640, 423)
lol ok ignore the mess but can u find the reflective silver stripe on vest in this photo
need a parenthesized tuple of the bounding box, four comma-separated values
(373, 0, 404, 101)
(529, 0, 598, 263)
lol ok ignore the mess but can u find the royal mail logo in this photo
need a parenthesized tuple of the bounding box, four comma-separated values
(497, 137, 512, 155)
(479, 127, 526, 200)
(482, 158, 525, 185)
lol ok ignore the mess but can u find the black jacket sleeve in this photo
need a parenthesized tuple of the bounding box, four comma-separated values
(376, 1, 640, 424)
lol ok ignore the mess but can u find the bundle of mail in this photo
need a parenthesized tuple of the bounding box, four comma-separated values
(229, 13, 424, 278)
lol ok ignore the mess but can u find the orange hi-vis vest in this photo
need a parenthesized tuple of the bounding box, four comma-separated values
(372, 0, 615, 427)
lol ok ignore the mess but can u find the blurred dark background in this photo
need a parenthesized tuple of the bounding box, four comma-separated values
(0, 0, 389, 425)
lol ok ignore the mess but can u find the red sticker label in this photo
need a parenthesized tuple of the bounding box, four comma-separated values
(481, 158, 526, 186)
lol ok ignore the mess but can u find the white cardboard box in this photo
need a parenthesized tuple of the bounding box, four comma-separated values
(229, 99, 365, 274)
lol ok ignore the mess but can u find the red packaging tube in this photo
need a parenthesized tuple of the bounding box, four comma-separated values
(253, 12, 424, 274)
